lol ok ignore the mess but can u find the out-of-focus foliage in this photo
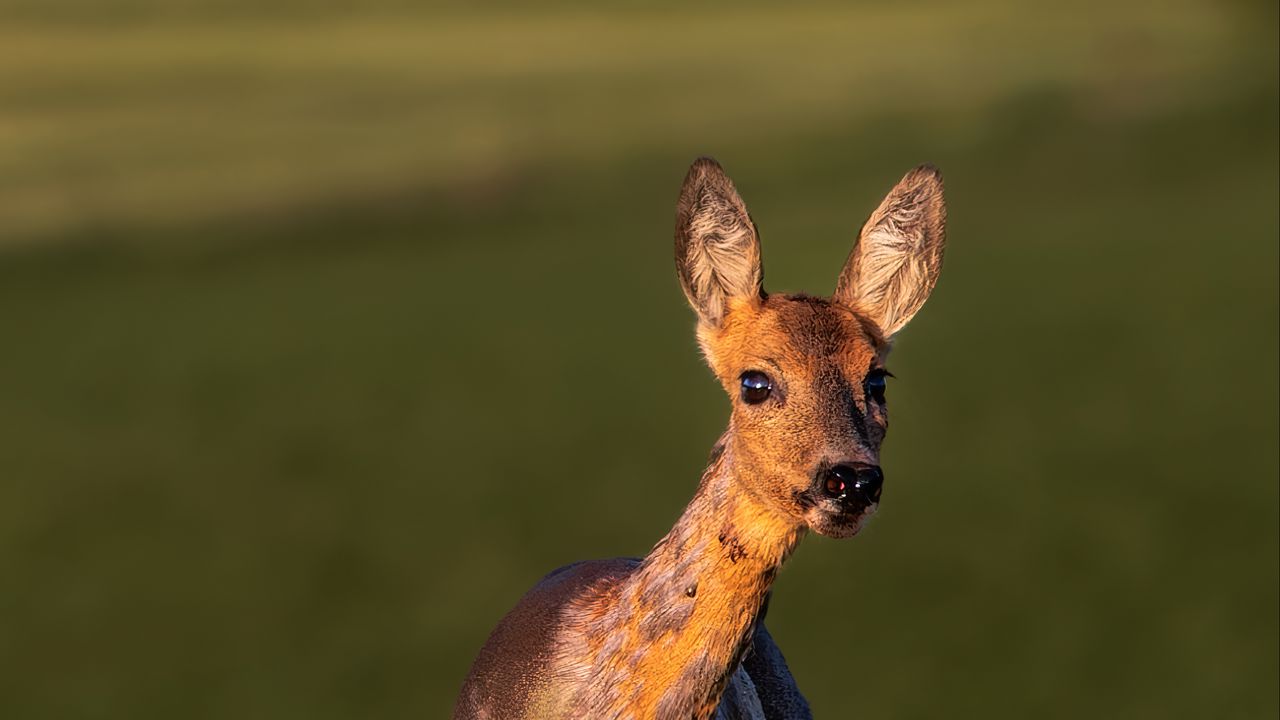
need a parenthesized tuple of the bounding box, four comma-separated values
(0, 1, 1275, 718)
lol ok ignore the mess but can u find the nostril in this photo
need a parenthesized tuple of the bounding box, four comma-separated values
(823, 476, 844, 497)
(854, 466, 883, 502)
(822, 465, 857, 498)
(821, 464, 883, 503)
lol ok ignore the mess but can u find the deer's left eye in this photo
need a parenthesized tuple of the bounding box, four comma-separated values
(865, 370, 889, 404)
(740, 371, 773, 404)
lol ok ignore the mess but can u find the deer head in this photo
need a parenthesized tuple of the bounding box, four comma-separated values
(675, 157, 946, 539)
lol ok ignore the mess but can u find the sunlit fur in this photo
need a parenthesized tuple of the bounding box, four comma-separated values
(699, 293, 890, 540)
(454, 158, 946, 720)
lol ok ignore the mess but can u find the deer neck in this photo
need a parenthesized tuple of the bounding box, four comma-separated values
(571, 442, 806, 719)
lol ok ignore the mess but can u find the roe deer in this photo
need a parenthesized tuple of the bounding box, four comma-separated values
(454, 158, 947, 720)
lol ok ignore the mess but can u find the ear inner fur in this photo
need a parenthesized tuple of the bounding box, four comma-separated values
(674, 157, 764, 328)
(835, 164, 947, 338)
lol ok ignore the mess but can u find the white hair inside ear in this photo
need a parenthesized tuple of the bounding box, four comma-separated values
(835, 165, 947, 338)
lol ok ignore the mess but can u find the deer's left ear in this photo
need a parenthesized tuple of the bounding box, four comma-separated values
(835, 164, 947, 338)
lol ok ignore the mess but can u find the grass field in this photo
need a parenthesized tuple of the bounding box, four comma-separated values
(0, 2, 1276, 718)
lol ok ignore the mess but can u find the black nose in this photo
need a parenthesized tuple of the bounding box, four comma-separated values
(822, 463, 883, 503)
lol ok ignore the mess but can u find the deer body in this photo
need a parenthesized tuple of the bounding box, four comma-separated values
(455, 158, 948, 719)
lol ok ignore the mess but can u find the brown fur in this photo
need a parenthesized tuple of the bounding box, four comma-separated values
(454, 158, 947, 719)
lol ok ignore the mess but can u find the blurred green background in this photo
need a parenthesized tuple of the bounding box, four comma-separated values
(1, 1, 1276, 718)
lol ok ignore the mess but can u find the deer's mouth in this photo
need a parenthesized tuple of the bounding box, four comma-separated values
(805, 502, 877, 539)
(824, 497, 875, 535)
(794, 481, 879, 539)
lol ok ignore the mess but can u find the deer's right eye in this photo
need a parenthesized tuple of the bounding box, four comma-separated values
(740, 371, 773, 404)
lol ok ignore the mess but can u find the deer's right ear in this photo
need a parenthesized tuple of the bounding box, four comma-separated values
(674, 157, 763, 328)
